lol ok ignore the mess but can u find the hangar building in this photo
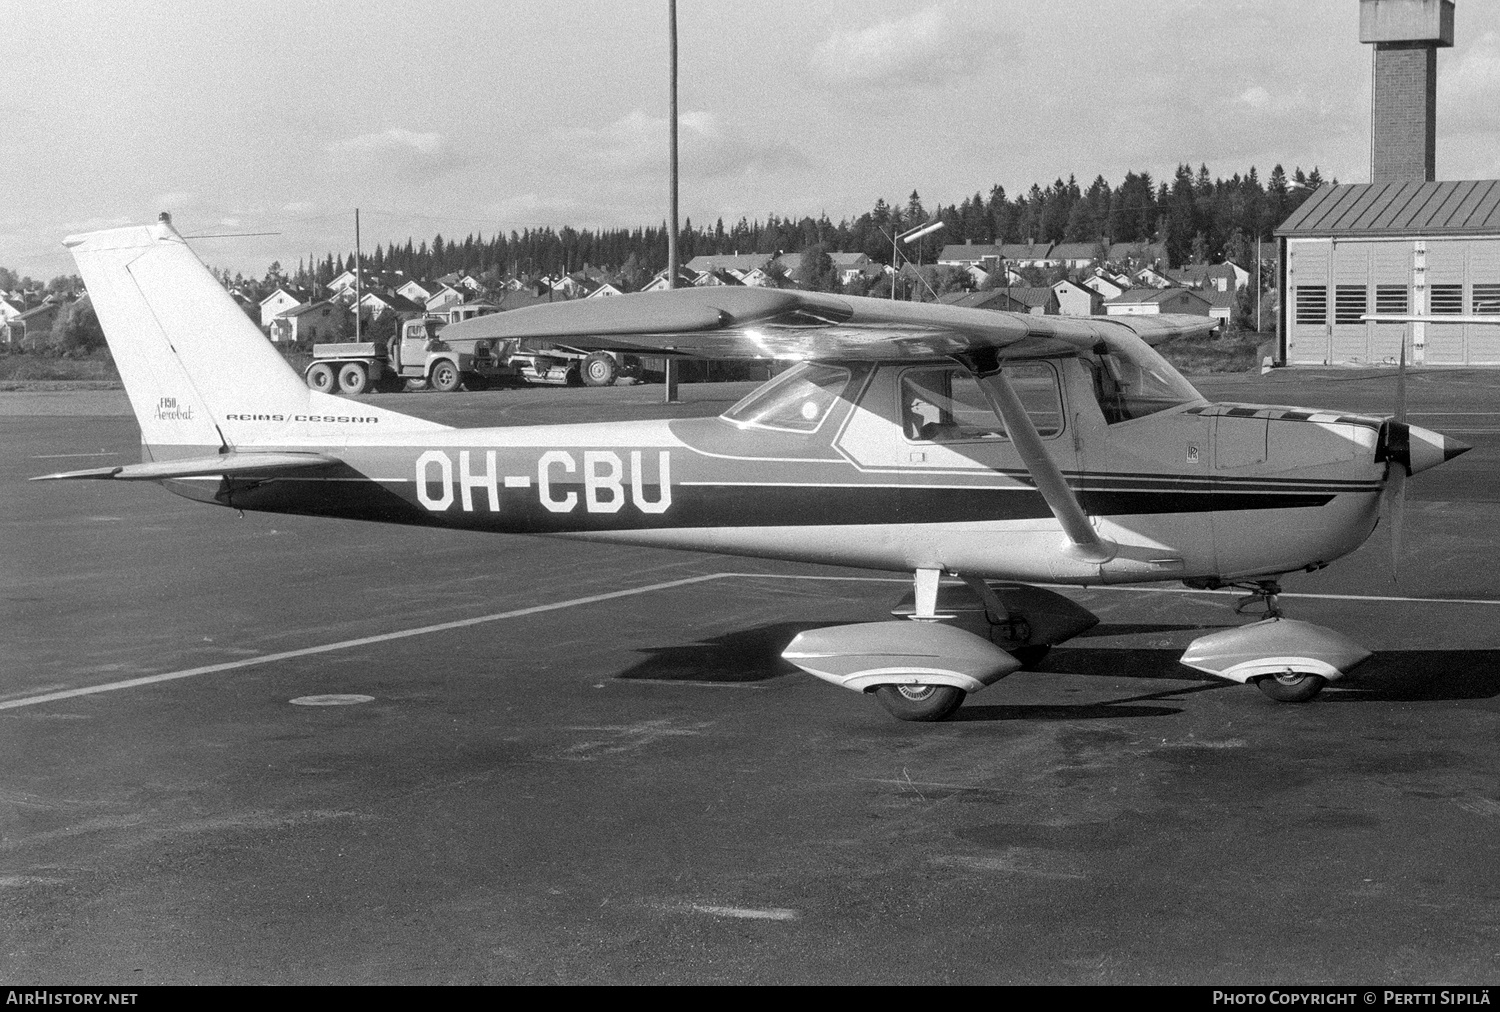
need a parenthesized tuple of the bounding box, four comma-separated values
(1276, 179, 1500, 366)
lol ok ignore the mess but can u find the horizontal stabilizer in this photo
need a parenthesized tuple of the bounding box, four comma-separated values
(32, 451, 340, 482)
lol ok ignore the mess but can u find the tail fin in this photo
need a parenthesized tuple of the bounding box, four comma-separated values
(66, 216, 443, 460)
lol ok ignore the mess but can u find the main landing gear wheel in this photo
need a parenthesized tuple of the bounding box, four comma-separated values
(873, 684, 966, 722)
(1255, 672, 1327, 703)
(307, 362, 336, 393)
(581, 352, 618, 387)
(337, 362, 368, 395)
(429, 361, 462, 393)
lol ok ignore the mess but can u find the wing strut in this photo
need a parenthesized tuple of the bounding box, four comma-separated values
(957, 350, 1116, 565)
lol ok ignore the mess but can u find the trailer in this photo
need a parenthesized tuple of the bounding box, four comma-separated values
(503, 343, 641, 387)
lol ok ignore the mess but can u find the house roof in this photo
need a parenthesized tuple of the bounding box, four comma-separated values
(1106, 241, 1167, 264)
(942, 287, 1055, 310)
(938, 243, 1003, 261)
(1277, 180, 1500, 237)
(279, 299, 343, 318)
(259, 285, 311, 306)
(998, 242, 1054, 260)
(359, 291, 425, 313)
(1052, 278, 1098, 295)
(828, 252, 869, 267)
(1049, 242, 1100, 261)
(685, 253, 771, 273)
(1107, 288, 1210, 306)
(14, 301, 60, 322)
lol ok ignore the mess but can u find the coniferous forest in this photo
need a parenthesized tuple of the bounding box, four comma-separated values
(266, 162, 1328, 291)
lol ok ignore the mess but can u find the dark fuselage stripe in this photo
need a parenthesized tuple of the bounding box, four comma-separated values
(210, 475, 1342, 533)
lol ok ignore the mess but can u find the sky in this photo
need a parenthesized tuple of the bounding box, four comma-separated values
(7, 0, 1500, 281)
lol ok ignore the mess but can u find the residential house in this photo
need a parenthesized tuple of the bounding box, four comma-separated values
(0, 297, 23, 330)
(258, 286, 312, 328)
(1103, 288, 1212, 316)
(356, 291, 426, 326)
(1081, 274, 1129, 300)
(1049, 242, 1103, 269)
(269, 300, 349, 345)
(1052, 278, 1104, 316)
(1132, 266, 1173, 289)
(1105, 241, 1168, 267)
(436, 271, 484, 294)
(998, 242, 1056, 268)
(1165, 261, 1250, 292)
(937, 242, 1004, 270)
(424, 284, 466, 314)
(582, 280, 625, 298)
(829, 252, 875, 286)
(939, 287, 1059, 315)
(691, 269, 745, 288)
(639, 267, 701, 293)
(968, 263, 1028, 288)
(685, 253, 772, 280)
(397, 279, 442, 304)
(1204, 287, 1238, 329)
(3, 300, 63, 345)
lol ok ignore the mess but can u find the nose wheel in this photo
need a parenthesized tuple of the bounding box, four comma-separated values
(1254, 670, 1327, 702)
(872, 684, 966, 722)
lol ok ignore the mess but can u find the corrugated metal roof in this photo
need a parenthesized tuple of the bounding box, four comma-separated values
(1276, 180, 1500, 236)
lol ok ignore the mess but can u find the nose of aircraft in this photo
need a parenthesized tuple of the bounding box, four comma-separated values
(1379, 420, 1472, 476)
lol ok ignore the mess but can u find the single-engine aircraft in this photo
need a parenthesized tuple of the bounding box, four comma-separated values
(36, 216, 1471, 721)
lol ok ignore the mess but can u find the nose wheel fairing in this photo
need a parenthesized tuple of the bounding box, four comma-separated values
(1179, 617, 1372, 699)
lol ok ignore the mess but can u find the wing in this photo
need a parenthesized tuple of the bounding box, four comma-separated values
(438, 287, 1219, 361)
(32, 451, 340, 482)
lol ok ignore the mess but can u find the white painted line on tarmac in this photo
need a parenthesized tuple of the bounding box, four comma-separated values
(290, 694, 374, 706)
(689, 904, 800, 921)
(0, 574, 727, 713)
(10, 571, 1496, 714)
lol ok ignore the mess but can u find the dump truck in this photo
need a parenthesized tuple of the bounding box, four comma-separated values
(304, 313, 515, 394)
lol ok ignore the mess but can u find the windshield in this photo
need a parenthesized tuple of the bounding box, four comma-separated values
(722, 362, 853, 433)
(1088, 337, 1203, 423)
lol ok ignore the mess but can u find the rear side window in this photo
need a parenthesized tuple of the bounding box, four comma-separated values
(901, 363, 1062, 442)
(722, 362, 852, 432)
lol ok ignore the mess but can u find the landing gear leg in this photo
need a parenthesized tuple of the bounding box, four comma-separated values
(1232, 579, 1284, 619)
(871, 568, 968, 722)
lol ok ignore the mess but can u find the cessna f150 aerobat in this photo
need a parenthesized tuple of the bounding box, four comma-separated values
(37, 217, 1470, 721)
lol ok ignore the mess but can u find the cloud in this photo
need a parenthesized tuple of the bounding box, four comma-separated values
(324, 128, 469, 179)
(554, 110, 807, 180)
(1239, 86, 1271, 110)
(1441, 31, 1500, 130)
(810, 5, 1004, 88)
(487, 193, 584, 225)
(281, 201, 316, 215)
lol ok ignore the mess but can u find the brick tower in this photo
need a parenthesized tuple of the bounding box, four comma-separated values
(1360, 0, 1455, 183)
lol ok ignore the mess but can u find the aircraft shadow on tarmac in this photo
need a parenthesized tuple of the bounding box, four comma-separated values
(613, 621, 1500, 714)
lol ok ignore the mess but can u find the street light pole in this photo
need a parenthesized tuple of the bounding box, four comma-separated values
(663, 0, 680, 404)
(891, 219, 945, 301)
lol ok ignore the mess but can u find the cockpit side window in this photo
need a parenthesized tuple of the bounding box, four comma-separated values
(722, 362, 853, 433)
(901, 362, 1063, 442)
